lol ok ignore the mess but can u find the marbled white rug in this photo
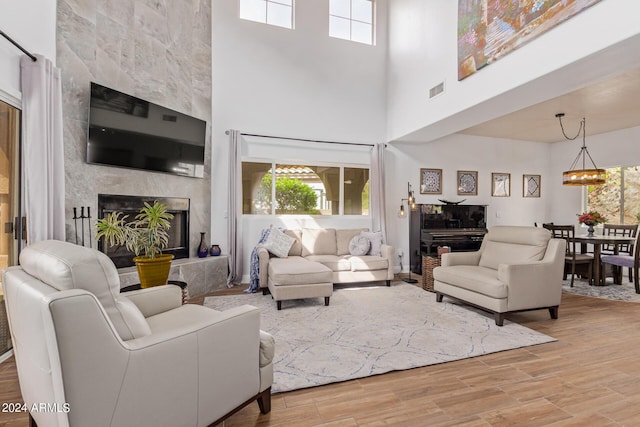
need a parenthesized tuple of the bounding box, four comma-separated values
(562, 277, 640, 302)
(204, 284, 555, 393)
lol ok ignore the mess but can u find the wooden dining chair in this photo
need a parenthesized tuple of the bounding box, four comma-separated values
(601, 223, 638, 282)
(601, 233, 640, 293)
(546, 224, 594, 286)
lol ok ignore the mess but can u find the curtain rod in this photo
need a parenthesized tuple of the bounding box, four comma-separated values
(226, 130, 378, 148)
(0, 30, 37, 62)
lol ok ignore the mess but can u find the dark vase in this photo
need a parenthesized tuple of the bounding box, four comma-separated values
(197, 232, 209, 258)
(587, 224, 595, 236)
(210, 244, 221, 256)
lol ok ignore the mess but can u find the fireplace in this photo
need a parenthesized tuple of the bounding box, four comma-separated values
(98, 194, 190, 268)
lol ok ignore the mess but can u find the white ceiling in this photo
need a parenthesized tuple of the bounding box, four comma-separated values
(458, 68, 640, 143)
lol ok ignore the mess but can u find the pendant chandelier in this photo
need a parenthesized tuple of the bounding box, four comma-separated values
(556, 113, 605, 186)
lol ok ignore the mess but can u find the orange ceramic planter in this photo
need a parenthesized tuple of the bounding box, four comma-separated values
(133, 254, 174, 288)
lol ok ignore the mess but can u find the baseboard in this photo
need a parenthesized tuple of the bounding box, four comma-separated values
(0, 349, 14, 364)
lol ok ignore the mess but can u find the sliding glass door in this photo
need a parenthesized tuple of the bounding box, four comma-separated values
(0, 99, 21, 357)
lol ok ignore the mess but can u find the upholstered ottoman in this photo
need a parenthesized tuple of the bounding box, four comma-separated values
(267, 256, 333, 310)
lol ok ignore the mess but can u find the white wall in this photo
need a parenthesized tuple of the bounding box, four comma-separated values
(549, 124, 640, 226)
(386, 0, 640, 142)
(0, 1, 56, 101)
(211, 0, 389, 280)
(387, 135, 552, 271)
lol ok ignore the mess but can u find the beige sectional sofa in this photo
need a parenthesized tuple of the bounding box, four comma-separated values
(257, 228, 395, 309)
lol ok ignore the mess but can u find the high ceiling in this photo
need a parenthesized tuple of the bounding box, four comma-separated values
(458, 68, 640, 143)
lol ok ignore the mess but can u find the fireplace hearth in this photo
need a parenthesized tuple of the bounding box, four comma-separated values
(98, 194, 190, 268)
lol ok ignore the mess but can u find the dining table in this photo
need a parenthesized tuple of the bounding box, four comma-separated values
(571, 234, 636, 286)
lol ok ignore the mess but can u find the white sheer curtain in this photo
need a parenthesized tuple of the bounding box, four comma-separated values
(20, 54, 65, 244)
(370, 143, 387, 241)
(227, 130, 242, 286)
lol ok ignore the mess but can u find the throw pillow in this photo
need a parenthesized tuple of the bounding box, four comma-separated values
(348, 235, 371, 256)
(263, 227, 295, 258)
(360, 231, 383, 256)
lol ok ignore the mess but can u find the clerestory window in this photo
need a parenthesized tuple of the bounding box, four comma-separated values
(239, 0, 294, 29)
(329, 0, 374, 45)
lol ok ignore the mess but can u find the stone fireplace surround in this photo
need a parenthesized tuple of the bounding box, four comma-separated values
(97, 193, 228, 298)
(97, 194, 190, 268)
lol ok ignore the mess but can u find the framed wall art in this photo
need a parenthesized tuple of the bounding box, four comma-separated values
(457, 170, 478, 196)
(491, 173, 511, 197)
(420, 168, 442, 194)
(523, 174, 541, 198)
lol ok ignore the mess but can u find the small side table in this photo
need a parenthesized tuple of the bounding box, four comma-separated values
(121, 280, 188, 304)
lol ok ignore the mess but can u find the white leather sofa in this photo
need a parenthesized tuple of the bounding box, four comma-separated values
(2, 240, 275, 427)
(433, 226, 566, 326)
(257, 228, 394, 309)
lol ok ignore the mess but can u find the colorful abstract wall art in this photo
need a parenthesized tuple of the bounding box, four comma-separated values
(458, 0, 602, 80)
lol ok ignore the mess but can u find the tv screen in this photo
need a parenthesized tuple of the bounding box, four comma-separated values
(87, 82, 206, 178)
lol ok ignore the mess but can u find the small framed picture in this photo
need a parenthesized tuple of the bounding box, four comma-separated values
(420, 168, 442, 194)
(457, 170, 478, 196)
(491, 173, 511, 197)
(523, 174, 541, 198)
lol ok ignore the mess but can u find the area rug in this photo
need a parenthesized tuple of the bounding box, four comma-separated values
(562, 278, 640, 302)
(204, 284, 555, 393)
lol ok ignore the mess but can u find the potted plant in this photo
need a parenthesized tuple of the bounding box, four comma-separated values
(96, 200, 174, 288)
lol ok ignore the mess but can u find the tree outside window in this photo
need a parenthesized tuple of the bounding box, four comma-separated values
(587, 166, 640, 224)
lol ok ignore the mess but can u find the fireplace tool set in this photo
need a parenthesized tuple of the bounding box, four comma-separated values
(72, 206, 92, 248)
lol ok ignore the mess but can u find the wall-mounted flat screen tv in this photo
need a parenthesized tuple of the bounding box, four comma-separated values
(87, 82, 206, 178)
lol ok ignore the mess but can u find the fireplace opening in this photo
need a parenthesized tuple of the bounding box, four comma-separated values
(98, 194, 190, 268)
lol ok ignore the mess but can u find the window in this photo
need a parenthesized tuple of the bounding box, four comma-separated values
(587, 166, 640, 224)
(329, 0, 374, 45)
(242, 162, 370, 216)
(240, 0, 294, 29)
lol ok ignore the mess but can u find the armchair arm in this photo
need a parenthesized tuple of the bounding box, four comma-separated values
(257, 246, 270, 287)
(381, 244, 395, 280)
(498, 239, 566, 311)
(441, 251, 481, 267)
(122, 284, 183, 317)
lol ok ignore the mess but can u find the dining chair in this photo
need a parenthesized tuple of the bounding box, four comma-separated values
(601, 223, 638, 282)
(601, 233, 640, 293)
(546, 224, 594, 286)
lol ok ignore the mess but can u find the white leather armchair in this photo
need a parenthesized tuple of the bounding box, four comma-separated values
(433, 226, 566, 326)
(2, 240, 275, 427)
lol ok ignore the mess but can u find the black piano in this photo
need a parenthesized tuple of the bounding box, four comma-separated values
(409, 204, 487, 275)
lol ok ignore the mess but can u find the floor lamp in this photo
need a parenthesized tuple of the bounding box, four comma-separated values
(398, 182, 418, 283)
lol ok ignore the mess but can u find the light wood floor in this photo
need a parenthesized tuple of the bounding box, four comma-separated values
(3, 283, 640, 426)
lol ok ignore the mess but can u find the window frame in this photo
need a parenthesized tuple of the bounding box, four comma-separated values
(329, 0, 375, 45)
(239, 0, 295, 29)
(584, 165, 640, 224)
(241, 158, 371, 217)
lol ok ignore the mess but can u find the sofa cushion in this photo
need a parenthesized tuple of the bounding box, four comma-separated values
(360, 231, 383, 256)
(479, 226, 551, 271)
(348, 255, 389, 272)
(336, 228, 368, 255)
(348, 235, 371, 256)
(305, 255, 351, 271)
(433, 265, 507, 299)
(268, 256, 332, 286)
(284, 229, 303, 256)
(263, 227, 295, 258)
(301, 228, 337, 256)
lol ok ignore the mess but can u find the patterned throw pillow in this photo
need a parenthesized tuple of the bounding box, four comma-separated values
(348, 235, 371, 256)
(263, 227, 295, 258)
(359, 231, 383, 256)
